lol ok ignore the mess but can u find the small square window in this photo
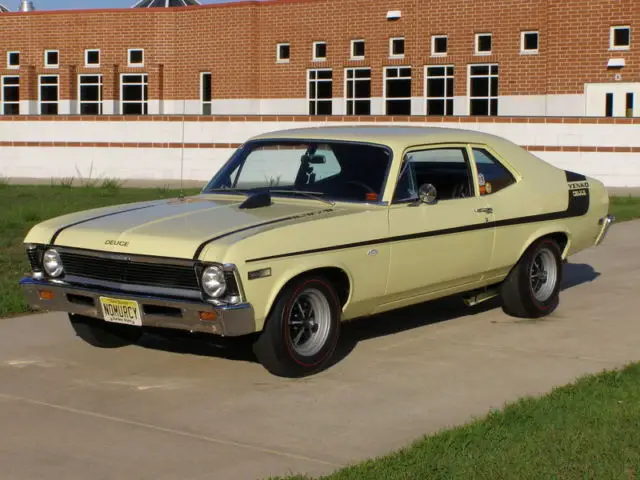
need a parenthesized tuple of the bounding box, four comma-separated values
(475, 33, 492, 54)
(44, 50, 59, 68)
(521, 31, 539, 53)
(276, 43, 290, 63)
(390, 37, 405, 58)
(611, 26, 631, 50)
(313, 42, 327, 61)
(85, 49, 100, 66)
(7, 51, 20, 69)
(128, 49, 144, 66)
(351, 40, 365, 59)
(431, 35, 448, 56)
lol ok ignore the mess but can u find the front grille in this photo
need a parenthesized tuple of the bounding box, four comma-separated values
(59, 252, 200, 291)
(27, 247, 43, 271)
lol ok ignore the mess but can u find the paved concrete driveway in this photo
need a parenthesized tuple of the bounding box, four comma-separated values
(1, 221, 638, 480)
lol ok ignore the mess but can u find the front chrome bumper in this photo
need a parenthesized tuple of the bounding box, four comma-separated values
(19, 277, 256, 337)
(595, 215, 615, 246)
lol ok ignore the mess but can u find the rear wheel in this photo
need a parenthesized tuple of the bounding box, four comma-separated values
(69, 314, 143, 348)
(501, 238, 563, 318)
(253, 276, 341, 377)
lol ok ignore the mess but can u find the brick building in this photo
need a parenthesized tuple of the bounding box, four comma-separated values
(0, 0, 638, 117)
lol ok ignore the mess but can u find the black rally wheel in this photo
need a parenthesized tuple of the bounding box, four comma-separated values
(69, 314, 143, 348)
(501, 238, 563, 318)
(253, 276, 341, 377)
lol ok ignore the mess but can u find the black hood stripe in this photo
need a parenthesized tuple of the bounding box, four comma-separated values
(50, 203, 159, 245)
(246, 173, 591, 264)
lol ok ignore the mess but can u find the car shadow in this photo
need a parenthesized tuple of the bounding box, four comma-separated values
(135, 262, 601, 370)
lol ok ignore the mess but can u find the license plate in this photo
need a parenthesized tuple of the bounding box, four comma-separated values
(99, 297, 142, 327)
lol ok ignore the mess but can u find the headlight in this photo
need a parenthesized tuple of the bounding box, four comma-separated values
(201, 265, 227, 298)
(43, 249, 64, 277)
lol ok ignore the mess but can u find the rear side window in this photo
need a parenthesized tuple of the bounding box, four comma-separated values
(472, 148, 516, 195)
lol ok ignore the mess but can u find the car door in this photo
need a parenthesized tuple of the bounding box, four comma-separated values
(385, 145, 495, 302)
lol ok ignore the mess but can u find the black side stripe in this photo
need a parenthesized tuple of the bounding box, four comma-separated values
(50, 204, 159, 245)
(246, 173, 591, 264)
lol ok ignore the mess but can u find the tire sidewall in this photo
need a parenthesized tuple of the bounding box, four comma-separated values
(520, 239, 563, 315)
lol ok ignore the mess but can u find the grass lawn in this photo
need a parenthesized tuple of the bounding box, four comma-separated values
(278, 363, 640, 480)
(0, 184, 201, 317)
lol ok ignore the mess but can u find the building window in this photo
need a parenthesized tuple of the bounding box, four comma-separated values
(475, 33, 492, 55)
(389, 37, 405, 59)
(7, 51, 20, 69)
(120, 74, 148, 115)
(385, 66, 412, 115)
(78, 74, 103, 115)
(276, 43, 290, 63)
(85, 49, 100, 67)
(610, 26, 631, 50)
(128, 49, 144, 67)
(44, 50, 59, 68)
(472, 148, 516, 195)
(431, 36, 448, 56)
(351, 39, 365, 60)
(425, 66, 454, 116)
(469, 64, 499, 116)
(605, 93, 614, 117)
(1, 76, 19, 115)
(308, 69, 332, 115)
(38, 75, 59, 115)
(521, 31, 539, 54)
(626, 92, 635, 117)
(313, 41, 327, 61)
(345, 68, 371, 115)
(201, 72, 212, 115)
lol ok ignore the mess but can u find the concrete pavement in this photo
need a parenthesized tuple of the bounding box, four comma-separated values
(0, 221, 638, 480)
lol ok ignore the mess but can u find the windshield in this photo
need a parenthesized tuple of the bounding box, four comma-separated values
(203, 140, 392, 203)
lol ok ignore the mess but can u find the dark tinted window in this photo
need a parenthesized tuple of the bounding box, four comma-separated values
(473, 148, 516, 195)
(352, 40, 365, 57)
(129, 49, 144, 64)
(433, 36, 447, 54)
(86, 50, 100, 65)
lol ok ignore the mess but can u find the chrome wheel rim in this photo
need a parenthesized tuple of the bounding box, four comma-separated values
(529, 248, 557, 302)
(287, 288, 331, 357)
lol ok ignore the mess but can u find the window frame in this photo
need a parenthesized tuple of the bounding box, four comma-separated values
(469, 143, 520, 195)
(431, 35, 448, 56)
(610, 26, 631, 51)
(520, 31, 539, 54)
(119, 73, 148, 115)
(474, 33, 492, 55)
(200, 71, 212, 115)
(384, 65, 412, 116)
(313, 41, 327, 62)
(424, 65, 455, 116)
(276, 43, 290, 63)
(351, 39, 365, 60)
(85, 49, 101, 67)
(38, 74, 59, 115)
(77, 74, 103, 115)
(389, 37, 406, 59)
(44, 50, 59, 68)
(7, 51, 20, 69)
(1, 75, 20, 115)
(307, 68, 333, 116)
(344, 67, 372, 116)
(468, 63, 499, 116)
(127, 48, 145, 67)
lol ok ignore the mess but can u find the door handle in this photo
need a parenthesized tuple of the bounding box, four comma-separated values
(474, 207, 494, 214)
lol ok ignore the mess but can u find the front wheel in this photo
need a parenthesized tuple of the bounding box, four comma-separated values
(253, 276, 341, 377)
(501, 238, 563, 318)
(69, 314, 143, 348)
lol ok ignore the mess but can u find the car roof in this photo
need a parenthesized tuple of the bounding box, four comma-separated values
(249, 126, 511, 149)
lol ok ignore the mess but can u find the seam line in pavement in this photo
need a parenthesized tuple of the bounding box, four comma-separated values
(0, 392, 344, 469)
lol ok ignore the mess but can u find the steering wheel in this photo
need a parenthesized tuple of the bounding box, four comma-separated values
(345, 180, 376, 194)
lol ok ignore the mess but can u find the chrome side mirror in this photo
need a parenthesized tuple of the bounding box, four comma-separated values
(418, 183, 438, 205)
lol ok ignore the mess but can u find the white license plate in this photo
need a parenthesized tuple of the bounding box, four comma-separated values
(99, 297, 142, 327)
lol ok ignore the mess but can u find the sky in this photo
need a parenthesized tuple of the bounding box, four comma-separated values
(3, 0, 242, 10)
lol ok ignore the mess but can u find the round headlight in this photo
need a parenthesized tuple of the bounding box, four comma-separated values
(43, 249, 64, 277)
(202, 265, 227, 298)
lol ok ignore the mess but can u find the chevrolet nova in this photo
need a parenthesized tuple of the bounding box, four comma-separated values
(20, 126, 614, 377)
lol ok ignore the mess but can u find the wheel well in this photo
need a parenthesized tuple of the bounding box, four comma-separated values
(538, 232, 569, 257)
(280, 267, 351, 307)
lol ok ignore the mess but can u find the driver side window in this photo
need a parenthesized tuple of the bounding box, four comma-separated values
(393, 147, 474, 202)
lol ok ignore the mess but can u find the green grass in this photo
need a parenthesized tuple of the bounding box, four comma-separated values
(279, 363, 640, 480)
(0, 184, 200, 317)
(609, 196, 640, 222)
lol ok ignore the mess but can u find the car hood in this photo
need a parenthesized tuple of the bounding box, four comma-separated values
(35, 195, 333, 259)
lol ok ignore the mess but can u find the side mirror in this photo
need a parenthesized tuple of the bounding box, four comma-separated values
(418, 184, 438, 205)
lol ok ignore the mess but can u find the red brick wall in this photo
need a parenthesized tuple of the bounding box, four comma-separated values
(0, 0, 637, 101)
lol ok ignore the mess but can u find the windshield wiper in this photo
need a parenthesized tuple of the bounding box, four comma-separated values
(268, 189, 336, 207)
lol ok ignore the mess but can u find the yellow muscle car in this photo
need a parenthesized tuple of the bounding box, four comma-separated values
(20, 126, 614, 377)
